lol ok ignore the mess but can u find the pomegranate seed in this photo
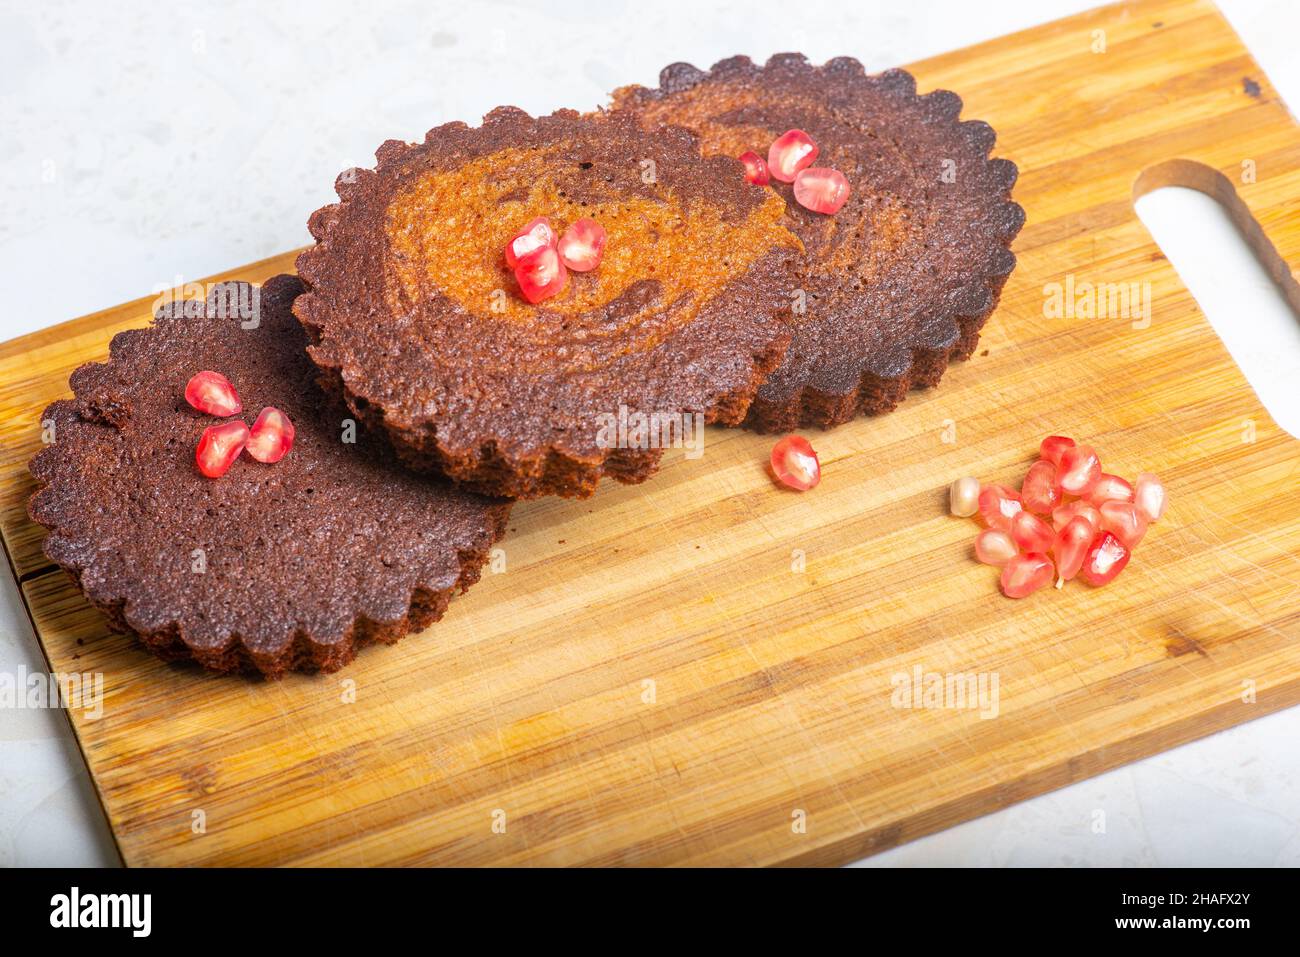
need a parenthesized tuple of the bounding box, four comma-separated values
(976, 529, 1019, 566)
(1079, 531, 1131, 587)
(793, 168, 850, 215)
(977, 483, 1022, 532)
(1053, 515, 1094, 586)
(195, 420, 250, 478)
(975, 529, 1018, 565)
(1058, 444, 1102, 496)
(1087, 473, 1134, 506)
(1134, 472, 1167, 523)
(1011, 510, 1055, 553)
(1098, 500, 1148, 549)
(185, 371, 242, 417)
(1000, 552, 1054, 599)
(767, 129, 818, 183)
(1020, 459, 1062, 516)
(770, 435, 821, 491)
(504, 216, 557, 269)
(556, 218, 606, 272)
(514, 244, 568, 303)
(949, 476, 980, 517)
(1051, 500, 1101, 535)
(738, 150, 770, 185)
(1039, 435, 1076, 468)
(246, 406, 295, 464)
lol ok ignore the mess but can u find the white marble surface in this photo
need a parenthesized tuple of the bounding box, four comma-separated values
(1, 0, 1298, 867)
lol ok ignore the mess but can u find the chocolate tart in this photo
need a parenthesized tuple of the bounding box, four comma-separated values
(28, 275, 510, 678)
(294, 107, 803, 499)
(610, 54, 1025, 431)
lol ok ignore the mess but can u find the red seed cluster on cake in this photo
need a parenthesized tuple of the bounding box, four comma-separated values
(611, 54, 1024, 432)
(745, 128, 852, 215)
(28, 276, 511, 676)
(184, 370, 296, 477)
(295, 108, 804, 499)
(503, 215, 609, 303)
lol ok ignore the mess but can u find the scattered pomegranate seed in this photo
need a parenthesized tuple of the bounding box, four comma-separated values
(1020, 459, 1062, 515)
(1011, 510, 1055, 553)
(1058, 444, 1102, 496)
(1039, 435, 1076, 468)
(1134, 472, 1167, 523)
(1078, 532, 1130, 587)
(185, 371, 242, 417)
(949, 476, 981, 517)
(1098, 500, 1148, 549)
(770, 435, 821, 491)
(514, 244, 568, 303)
(1053, 515, 1095, 586)
(1087, 473, 1134, 506)
(738, 150, 770, 185)
(977, 483, 1023, 532)
(195, 420, 250, 478)
(557, 218, 607, 272)
(1001, 552, 1055, 599)
(767, 129, 819, 183)
(975, 528, 1018, 565)
(245, 406, 295, 464)
(793, 168, 850, 215)
(1051, 500, 1102, 535)
(504, 216, 557, 269)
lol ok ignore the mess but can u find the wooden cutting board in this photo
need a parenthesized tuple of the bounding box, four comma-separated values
(3, 0, 1299, 867)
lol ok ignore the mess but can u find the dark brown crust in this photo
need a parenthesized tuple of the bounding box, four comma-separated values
(27, 275, 511, 678)
(610, 55, 1024, 432)
(295, 107, 801, 498)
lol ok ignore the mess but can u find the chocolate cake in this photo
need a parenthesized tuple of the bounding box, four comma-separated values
(610, 54, 1025, 431)
(28, 275, 510, 677)
(294, 107, 803, 499)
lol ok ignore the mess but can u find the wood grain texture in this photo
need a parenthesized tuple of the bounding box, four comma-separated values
(4, 0, 1300, 866)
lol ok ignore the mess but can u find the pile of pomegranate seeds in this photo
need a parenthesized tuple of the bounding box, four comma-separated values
(504, 215, 607, 303)
(185, 371, 295, 478)
(769, 435, 821, 491)
(949, 434, 1168, 598)
(739, 129, 852, 216)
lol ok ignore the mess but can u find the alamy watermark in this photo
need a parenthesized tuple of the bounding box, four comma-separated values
(595, 404, 705, 459)
(1043, 274, 1151, 329)
(891, 665, 999, 719)
(50, 887, 150, 937)
(0, 666, 104, 719)
(151, 276, 261, 328)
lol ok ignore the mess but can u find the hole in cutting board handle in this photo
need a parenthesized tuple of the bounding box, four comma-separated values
(1133, 159, 1300, 438)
